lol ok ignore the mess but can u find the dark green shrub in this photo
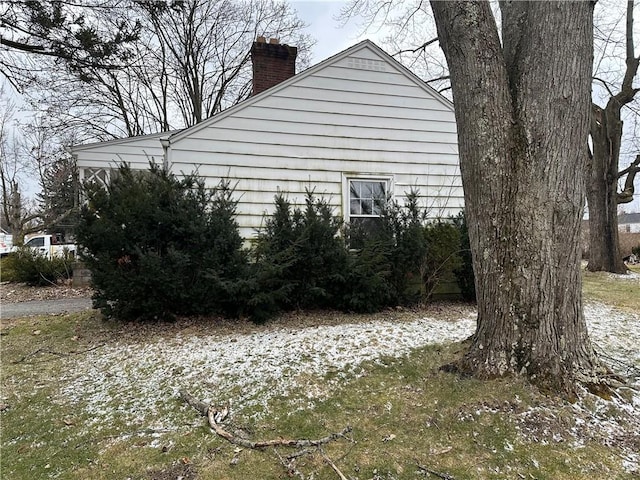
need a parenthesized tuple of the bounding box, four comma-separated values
(348, 189, 428, 305)
(340, 240, 393, 312)
(632, 244, 640, 257)
(252, 191, 349, 312)
(452, 211, 476, 301)
(76, 163, 247, 320)
(384, 191, 429, 303)
(423, 221, 462, 299)
(2, 247, 73, 286)
(349, 191, 475, 304)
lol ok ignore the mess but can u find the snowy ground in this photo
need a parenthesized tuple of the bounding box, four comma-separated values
(54, 298, 639, 471)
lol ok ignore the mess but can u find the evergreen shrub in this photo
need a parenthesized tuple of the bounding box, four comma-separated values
(423, 221, 462, 298)
(3, 247, 73, 286)
(252, 191, 349, 312)
(76, 163, 247, 320)
(452, 211, 476, 301)
(381, 190, 429, 304)
(340, 240, 393, 312)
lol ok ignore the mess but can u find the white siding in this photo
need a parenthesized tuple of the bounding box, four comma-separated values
(620, 223, 640, 233)
(169, 43, 463, 238)
(74, 133, 169, 182)
(72, 42, 463, 240)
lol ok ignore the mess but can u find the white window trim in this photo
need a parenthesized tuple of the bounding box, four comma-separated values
(341, 173, 394, 224)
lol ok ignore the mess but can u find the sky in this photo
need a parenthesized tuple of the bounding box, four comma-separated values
(291, 0, 372, 62)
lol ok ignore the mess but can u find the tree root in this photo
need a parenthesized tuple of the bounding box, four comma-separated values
(439, 345, 635, 402)
(180, 389, 353, 478)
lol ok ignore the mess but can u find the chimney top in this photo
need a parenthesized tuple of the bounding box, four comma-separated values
(251, 38, 297, 96)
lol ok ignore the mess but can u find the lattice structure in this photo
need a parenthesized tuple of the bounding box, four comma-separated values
(83, 168, 110, 188)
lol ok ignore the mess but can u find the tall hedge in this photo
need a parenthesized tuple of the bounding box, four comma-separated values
(77, 165, 476, 321)
(77, 163, 247, 320)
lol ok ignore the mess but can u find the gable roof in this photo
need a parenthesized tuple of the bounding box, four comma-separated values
(619, 212, 640, 224)
(168, 39, 454, 144)
(70, 130, 178, 152)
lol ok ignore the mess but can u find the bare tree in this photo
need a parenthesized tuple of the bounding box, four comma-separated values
(431, 1, 603, 395)
(587, 0, 639, 273)
(0, 0, 140, 91)
(0, 87, 39, 241)
(26, 0, 313, 140)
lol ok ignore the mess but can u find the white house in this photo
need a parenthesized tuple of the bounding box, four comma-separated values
(619, 212, 640, 233)
(71, 39, 463, 240)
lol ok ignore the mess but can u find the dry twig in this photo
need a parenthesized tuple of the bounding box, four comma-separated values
(13, 344, 104, 364)
(321, 448, 349, 480)
(417, 462, 457, 480)
(181, 389, 351, 449)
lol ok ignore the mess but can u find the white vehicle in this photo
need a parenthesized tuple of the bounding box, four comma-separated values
(23, 234, 77, 260)
(0, 233, 14, 257)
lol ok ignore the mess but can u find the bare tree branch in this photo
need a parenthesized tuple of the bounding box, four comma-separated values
(617, 154, 640, 203)
(426, 74, 450, 84)
(394, 36, 438, 56)
(593, 77, 617, 99)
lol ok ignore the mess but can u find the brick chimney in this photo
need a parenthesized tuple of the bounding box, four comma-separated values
(251, 37, 297, 96)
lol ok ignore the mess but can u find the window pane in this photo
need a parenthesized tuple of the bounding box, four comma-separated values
(350, 182, 360, 200)
(361, 199, 373, 215)
(372, 181, 385, 198)
(350, 199, 361, 215)
(372, 198, 384, 215)
(26, 237, 44, 247)
(349, 217, 384, 249)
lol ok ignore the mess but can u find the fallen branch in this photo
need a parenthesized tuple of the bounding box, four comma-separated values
(13, 344, 104, 364)
(321, 448, 349, 480)
(417, 463, 457, 480)
(180, 389, 352, 451)
(273, 448, 306, 480)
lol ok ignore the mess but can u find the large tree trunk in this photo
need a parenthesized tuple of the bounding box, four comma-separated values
(431, 1, 603, 395)
(586, 0, 638, 274)
(586, 104, 626, 273)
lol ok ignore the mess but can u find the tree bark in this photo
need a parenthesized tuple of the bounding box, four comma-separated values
(586, 0, 639, 274)
(586, 104, 626, 273)
(431, 1, 602, 395)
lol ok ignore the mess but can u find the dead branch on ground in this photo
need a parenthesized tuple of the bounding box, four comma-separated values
(180, 389, 353, 478)
(417, 462, 457, 480)
(13, 344, 104, 364)
(321, 448, 349, 480)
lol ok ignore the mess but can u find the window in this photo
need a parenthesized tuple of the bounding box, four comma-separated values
(26, 237, 44, 248)
(345, 177, 390, 245)
(349, 180, 386, 217)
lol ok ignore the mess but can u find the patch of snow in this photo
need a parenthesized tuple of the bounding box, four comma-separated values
(54, 298, 639, 473)
(58, 313, 477, 429)
(584, 302, 640, 380)
(607, 271, 640, 282)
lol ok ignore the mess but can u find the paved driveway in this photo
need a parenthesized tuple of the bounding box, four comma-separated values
(1, 298, 93, 319)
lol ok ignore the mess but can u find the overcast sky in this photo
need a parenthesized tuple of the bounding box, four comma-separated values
(291, 0, 372, 61)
